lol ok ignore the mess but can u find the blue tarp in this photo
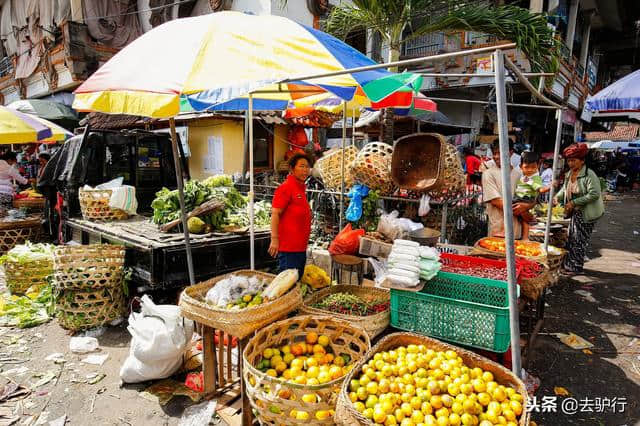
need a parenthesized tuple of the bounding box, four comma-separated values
(586, 69, 640, 112)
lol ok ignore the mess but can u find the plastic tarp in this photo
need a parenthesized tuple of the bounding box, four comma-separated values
(586, 69, 640, 113)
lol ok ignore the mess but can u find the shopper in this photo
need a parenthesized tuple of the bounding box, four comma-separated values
(463, 147, 482, 185)
(36, 152, 51, 184)
(555, 143, 604, 275)
(0, 151, 28, 209)
(268, 153, 312, 278)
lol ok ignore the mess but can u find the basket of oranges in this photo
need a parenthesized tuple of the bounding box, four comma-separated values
(243, 315, 371, 425)
(335, 332, 529, 426)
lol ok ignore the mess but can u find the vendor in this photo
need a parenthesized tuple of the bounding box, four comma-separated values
(36, 152, 50, 184)
(482, 141, 534, 239)
(0, 151, 29, 209)
(268, 153, 312, 278)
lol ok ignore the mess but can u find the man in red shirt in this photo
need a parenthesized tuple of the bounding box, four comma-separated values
(268, 153, 312, 278)
(464, 147, 482, 185)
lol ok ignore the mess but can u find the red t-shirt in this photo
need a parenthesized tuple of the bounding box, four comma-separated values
(465, 155, 482, 184)
(272, 174, 311, 252)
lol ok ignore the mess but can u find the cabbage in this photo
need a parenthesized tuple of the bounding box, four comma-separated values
(0, 242, 54, 265)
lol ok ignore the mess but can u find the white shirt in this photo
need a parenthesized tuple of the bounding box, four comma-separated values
(0, 160, 28, 195)
(540, 168, 553, 187)
(510, 153, 521, 168)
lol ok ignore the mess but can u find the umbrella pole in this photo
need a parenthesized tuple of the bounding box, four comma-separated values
(544, 109, 563, 250)
(249, 93, 255, 270)
(352, 106, 356, 146)
(493, 50, 522, 378)
(169, 118, 195, 286)
(339, 101, 347, 230)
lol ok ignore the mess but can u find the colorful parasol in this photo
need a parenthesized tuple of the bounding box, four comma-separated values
(0, 106, 72, 144)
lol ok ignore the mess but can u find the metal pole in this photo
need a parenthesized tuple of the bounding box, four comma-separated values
(169, 118, 195, 286)
(440, 203, 448, 243)
(493, 50, 522, 377)
(503, 56, 563, 109)
(352, 106, 356, 146)
(425, 97, 559, 110)
(544, 109, 564, 251)
(339, 101, 347, 229)
(248, 94, 255, 270)
(417, 72, 555, 77)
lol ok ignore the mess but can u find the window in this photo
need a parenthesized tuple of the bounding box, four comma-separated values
(246, 120, 273, 171)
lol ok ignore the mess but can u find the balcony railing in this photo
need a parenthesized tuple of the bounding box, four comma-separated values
(403, 32, 447, 58)
(0, 56, 13, 78)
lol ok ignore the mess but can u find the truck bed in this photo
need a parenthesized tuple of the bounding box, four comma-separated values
(65, 216, 275, 290)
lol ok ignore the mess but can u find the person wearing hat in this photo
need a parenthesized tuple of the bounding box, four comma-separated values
(555, 143, 604, 275)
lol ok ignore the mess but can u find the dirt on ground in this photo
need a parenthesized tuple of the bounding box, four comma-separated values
(0, 196, 638, 426)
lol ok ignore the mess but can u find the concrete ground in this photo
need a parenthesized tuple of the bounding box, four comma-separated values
(0, 196, 638, 426)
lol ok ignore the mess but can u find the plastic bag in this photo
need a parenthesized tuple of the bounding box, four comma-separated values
(108, 185, 138, 215)
(328, 224, 365, 255)
(367, 258, 388, 287)
(346, 184, 370, 222)
(377, 211, 404, 240)
(69, 336, 99, 353)
(419, 194, 431, 216)
(120, 295, 194, 383)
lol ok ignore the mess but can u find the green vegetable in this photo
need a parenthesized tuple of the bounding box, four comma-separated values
(0, 283, 53, 328)
(0, 242, 54, 265)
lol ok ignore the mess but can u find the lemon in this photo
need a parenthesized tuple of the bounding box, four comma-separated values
(363, 408, 374, 419)
(317, 335, 330, 347)
(430, 395, 443, 409)
(449, 413, 461, 426)
(316, 410, 331, 420)
(281, 345, 291, 354)
(435, 415, 449, 426)
(374, 407, 387, 423)
(263, 348, 274, 359)
(510, 400, 523, 415)
(493, 387, 507, 402)
(479, 421, 493, 426)
(301, 394, 316, 404)
(307, 378, 319, 385)
(317, 371, 330, 384)
(421, 401, 434, 415)
(477, 392, 491, 407)
(306, 332, 318, 345)
(275, 361, 287, 373)
(294, 375, 307, 385)
(460, 413, 474, 426)
(385, 414, 398, 425)
(410, 410, 424, 424)
(295, 410, 309, 420)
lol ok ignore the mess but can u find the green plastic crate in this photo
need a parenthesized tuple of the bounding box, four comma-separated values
(390, 271, 518, 353)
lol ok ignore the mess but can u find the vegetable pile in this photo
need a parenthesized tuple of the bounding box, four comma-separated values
(151, 174, 271, 232)
(0, 284, 53, 328)
(0, 242, 54, 265)
(312, 292, 389, 316)
(440, 255, 509, 281)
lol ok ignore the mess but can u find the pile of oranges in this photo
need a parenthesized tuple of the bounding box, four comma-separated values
(251, 331, 354, 421)
(348, 345, 524, 426)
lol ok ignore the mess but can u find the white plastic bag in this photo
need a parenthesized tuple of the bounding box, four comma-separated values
(108, 185, 138, 215)
(95, 177, 124, 190)
(418, 194, 431, 216)
(69, 336, 99, 354)
(367, 258, 388, 287)
(120, 295, 194, 383)
(377, 211, 405, 240)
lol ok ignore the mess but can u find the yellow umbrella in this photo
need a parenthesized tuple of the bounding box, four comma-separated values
(0, 106, 71, 144)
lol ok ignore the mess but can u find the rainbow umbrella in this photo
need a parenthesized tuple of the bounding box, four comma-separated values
(0, 106, 72, 144)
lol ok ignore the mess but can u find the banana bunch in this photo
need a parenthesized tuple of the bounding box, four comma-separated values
(302, 265, 330, 290)
(19, 189, 42, 198)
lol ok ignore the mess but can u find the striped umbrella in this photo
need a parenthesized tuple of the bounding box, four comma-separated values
(0, 106, 72, 144)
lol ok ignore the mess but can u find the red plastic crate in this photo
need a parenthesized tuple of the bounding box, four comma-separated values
(440, 253, 523, 283)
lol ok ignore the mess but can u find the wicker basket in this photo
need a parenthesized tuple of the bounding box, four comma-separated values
(336, 332, 530, 426)
(391, 133, 446, 191)
(55, 285, 126, 331)
(78, 189, 129, 221)
(13, 198, 45, 210)
(428, 142, 466, 198)
(179, 270, 302, 339)
(4, 257, 53, 295)
(243, 315, 371, 425)
(350, 142, 395, 195)
(520, 263, 551, 300)
(299, 285, 390, 339)
(53, 245, 125, 291)
(315, 146, 359, 191)
(0, 217, 42, 255)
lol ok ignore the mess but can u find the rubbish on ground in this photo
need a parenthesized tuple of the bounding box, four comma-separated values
(81, 354, 109, 366)
(598, 307, 621, 316)
(1, 367, 28, 377)
(0, 383, 30, 402)
(557, 332, 595, 349)
(87, 374, 106, 385)
(139, 379, 203, 406)
(48, 415, 66, 426)
(32, 371, 57, 388)
(574, 290, 598, 303)
(79, 327, 106, 338)
(0, 285, 53, 328)
(178, 400, 217, 426)
(69, 337, 99, 354)
(554, 386, 570, 396)
(0, 404, 19, 426)
(44, 354, 65, 364)
(184, 372, 204, 393)
(521, 369, 540, 394)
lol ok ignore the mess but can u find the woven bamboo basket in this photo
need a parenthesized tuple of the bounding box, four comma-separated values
(299, 285, 390, 339)
(427, 142, 466, 198)
(391, 133, 446, 192)
(520, 263, 551, 301)
(179, 270, 301, 339)
(55, 285, 125, 331)
(243, 315, 371, 425)
(315, 146, 359, 191)
(13, 198, 45, 209)
(53, 244, 125, 291)
(350, 142, 395, 195)
(0, 217, 42, 255)
(78, 188, 129, 221)
(335, 332, 529, 426)
(4, 258, 53, 295)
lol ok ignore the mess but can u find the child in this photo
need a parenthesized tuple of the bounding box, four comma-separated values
(514, 152, 549, 240)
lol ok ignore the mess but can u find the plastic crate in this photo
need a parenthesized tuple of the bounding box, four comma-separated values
(390, 271, 519, 353)
(440, 253, 523, 283)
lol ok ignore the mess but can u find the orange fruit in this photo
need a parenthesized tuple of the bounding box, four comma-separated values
(306, 332, 318, 345)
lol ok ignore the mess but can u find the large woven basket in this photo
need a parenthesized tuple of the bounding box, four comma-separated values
(520, 263, 551, 300)
(315, 146, 358, 191)
(179, 270, 302, 339)
(428, 142, 466, 198)
(13, 198, 45, 210)
(335, 332, 530, 426)
(391, 133, 446, 191)
(78, 188, 129, 221)
(243, 315, 371, 425)
(53, 244, 125, 291)
(4, 258, 53, 295)
(300, 285, 390, 339)
(350, 142, 395, 195)
(55, 285, 125, 331)
(0, 217, 42, 255)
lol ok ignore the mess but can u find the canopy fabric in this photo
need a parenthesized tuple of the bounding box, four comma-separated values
(74, 11, 419, 118)
(0, 106, 72, 144)
(585, 69, 640, 113)
(8, 99, 79, 121)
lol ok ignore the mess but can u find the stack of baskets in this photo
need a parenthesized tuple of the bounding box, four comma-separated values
(315, 146, 358, 191)
(350, 142, 395, 195)
(0, 217, 42, 255)
(78, 189, 129, 221)
(53, 244, 126, 331)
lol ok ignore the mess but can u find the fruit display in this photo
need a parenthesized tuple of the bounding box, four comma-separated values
(535, 203, 565, 221)
(312, 292, 389, 316)
(16, 189, 42, 198)
(477, 237, 543, 258)
(344, 339, 526, 426)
